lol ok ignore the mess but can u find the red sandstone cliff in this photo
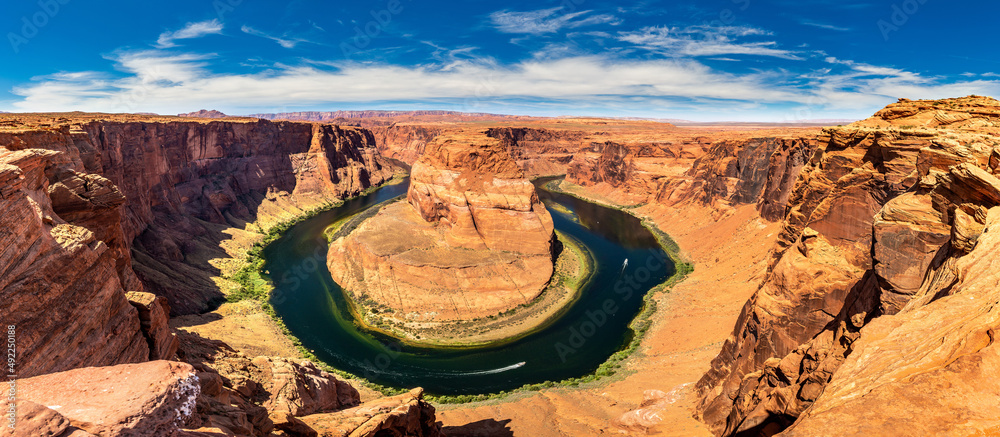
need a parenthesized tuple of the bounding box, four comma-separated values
(485, 127, 583, 177)
(0, 116, 394, 377)
(566, 134, 815, 222)
(556, 98, 1000, 435)
(694, 96, 1000, 436)
(3, 119, 393, 315)
(371, 125, 584, 178)
(369, 124, 445, 165)
(407, 132, 555, 255)
(0, 148, 150, 378)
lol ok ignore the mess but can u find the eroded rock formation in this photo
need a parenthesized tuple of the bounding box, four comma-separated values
(1, 360, 201, 437)
(327, 132, 556, 322)
(372, 125, 584, 177)
(176, 332, 442, 437)
(0, 115, 400, 431)
(568, 136, 817, 222)
(1, 118, 394, 316)
(298, 388, 442, 437)
(0, 148, 149, 378)
(694, 96, 1000, 436)
(486, 127, 582, 177)
(369, 124, 445, 165)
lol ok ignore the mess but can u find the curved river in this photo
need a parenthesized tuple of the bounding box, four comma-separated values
(265, 177, 674, 395)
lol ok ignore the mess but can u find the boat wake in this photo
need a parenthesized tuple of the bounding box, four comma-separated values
(461, 361, 527, 376)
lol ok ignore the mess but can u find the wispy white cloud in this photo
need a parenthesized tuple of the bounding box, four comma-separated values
(308, 20, 325, 32)
(618, 25, 802, 60)
(10, 17, 1000, 124)
(799, 57, 1000, 112)
(800, 20, 851, 31)
(241, 25, 312, 49)
(155, 20, 223, 49)
(10, 51, 802, 114)
(490, 7, 621, 35)
(12, 46, 998, 121)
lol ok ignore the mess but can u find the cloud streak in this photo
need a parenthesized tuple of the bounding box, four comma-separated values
(241, 26, 312, 49)
(155, 20, 224, 49)
(800, 20, 851, 31)
(618, 26, 803, 60)
(490, 7, 620, 35)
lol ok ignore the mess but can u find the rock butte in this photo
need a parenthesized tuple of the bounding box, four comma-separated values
(2, 97, 1000, 436)
(327, 132, 556, 325)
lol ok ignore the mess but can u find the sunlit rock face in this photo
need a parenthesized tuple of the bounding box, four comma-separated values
(695, 96, 1000, 436)
(328, 132, 556, 322)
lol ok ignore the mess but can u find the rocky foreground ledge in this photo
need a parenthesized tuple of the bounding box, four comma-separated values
(1, 333, 443, 437)
(327, 131, 560, 340)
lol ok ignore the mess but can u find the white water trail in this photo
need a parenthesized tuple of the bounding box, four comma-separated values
(460, 361, 526, 376)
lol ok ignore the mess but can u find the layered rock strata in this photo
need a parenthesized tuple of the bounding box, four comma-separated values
(485, 127, 582, 177)
(0, 115, 392, 378)
(176, 332, 441, 437)
(328, 132, 555, 323)
(568, 136, 817, 221)
(694, 96, 1000, 436)
(0, 148, 149, 378)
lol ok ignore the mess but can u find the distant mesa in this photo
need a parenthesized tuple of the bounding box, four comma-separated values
(327, 131, 557, 333)
(178, 109, 228, 118)
(249, 110, 527, 123)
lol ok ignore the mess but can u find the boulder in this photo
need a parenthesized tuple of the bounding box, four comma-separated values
(127, 291, 180, 360)
(2, 361, 199, 437)
(298, 388, 443, 437)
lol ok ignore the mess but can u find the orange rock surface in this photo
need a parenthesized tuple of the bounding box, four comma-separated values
(694, 96, 1000, 436)
(1, 360, 200, 437)
(327, 132, 555, 323)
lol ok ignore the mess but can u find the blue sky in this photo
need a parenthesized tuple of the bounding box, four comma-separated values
(1, 0, 998, 121)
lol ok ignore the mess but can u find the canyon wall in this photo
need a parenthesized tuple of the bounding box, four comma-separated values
(557, 98, 1000, 435)
(0, 115, 451, 437)
(485, 127, 583, 177)
(0, 147, 150, 378)
(0, 117, 394, 379)
(369, 124, 444, 165)
(372, 125, 586, 177)
(567, 135, 815, 221)
(3, 119, 393, 315)
(694, 96, 1000, 436)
